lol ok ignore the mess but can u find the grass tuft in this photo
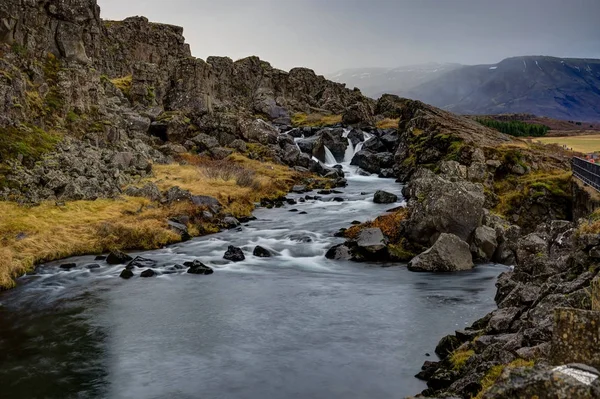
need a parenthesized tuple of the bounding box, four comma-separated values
(292, 113, 342, 127)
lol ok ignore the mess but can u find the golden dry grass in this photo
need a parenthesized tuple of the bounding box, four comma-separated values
(0, 154, 304, 289)
(536, 135, 600, 153)
(291, 113, 342, 127)
(110, 75, 132, 97)
(345, 208, 408, 242)
(376, 118, 399, 129)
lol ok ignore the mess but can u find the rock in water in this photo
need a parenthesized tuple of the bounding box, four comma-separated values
(59, 263, 77, 270)
(126, 256, 157, 270)
(186, 260, 214, 275)
(253, 246, 272, 258)
(408, 233, 474, 272)
(107, 250, 133, 265)
(140, 269, 156, 278)
(471, 225, 498, 261)
(373, 190, 398, 204)
(224, 246, 245, 262)
(120, 269, 134, 279)
(325, 244, 351, 260)
(355, 228, 388, 253)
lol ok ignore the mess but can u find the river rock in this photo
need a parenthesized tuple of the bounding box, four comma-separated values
(253, 246, 272, 257)
(408, 233, 474, 272)
(224, 246, 245, 262)
(119, 269, 134, 279)
(167, 220, 191, 241)
(222, 217, 241, 229)
(355, 228, 387, 253)
(59, 263, 77, 270)
(373, 190, 398, 204)
(325, 244, 352, 260)
(186, 260, 214, 275)
(107, 250, 134, 265)
(140, 269, 156, 278)
(126, 256, 157, 270)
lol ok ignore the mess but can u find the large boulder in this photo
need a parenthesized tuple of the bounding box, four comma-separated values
(408, 233, 474, 272)
(403, 171, 485, 246)
(106, 250, 133, 265)
(350, 150, 394, 174)
(238, 119, 279, 145)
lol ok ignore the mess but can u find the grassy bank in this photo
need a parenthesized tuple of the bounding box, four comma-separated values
(0, 154, 306, 289)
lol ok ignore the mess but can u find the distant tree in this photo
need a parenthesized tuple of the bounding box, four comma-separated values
(476, 118, 549, 137)
(576, 122, 582, 126)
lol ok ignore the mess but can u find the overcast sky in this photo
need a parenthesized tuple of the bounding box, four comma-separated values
(98, 0, 600, 75)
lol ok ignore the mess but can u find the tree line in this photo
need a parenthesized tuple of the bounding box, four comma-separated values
(476, 118, 549, 137)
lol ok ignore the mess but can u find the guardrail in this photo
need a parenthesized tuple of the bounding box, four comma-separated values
(572, 157, 600, 192)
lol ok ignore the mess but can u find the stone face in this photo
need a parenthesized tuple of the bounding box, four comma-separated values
(408, 233, 474, 272)
(552, 308, 600, 370)
(373, 190, 398, 204)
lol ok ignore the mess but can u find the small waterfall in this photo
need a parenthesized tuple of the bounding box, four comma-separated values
(363, 132, 374, 141)
(342, 128, 351, 138)
(324, 146, 337, 165)
(343, 139, 355, 163)
(293, 136, 303, 152)
(355, 142, 364, 153)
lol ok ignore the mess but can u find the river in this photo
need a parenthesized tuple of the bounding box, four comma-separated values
(0, 158, 506, 399)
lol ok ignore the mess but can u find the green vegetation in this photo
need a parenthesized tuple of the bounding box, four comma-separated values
(476, 118, 549, 137)
(473, 359, 534, 399)
(450, 348, 475, 370)
(110, 75, 132, 98)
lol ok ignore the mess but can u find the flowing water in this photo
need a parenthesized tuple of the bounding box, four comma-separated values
(0, 153, 506, 399)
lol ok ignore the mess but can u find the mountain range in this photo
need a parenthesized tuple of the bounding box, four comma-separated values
(328, 56, 600, 121)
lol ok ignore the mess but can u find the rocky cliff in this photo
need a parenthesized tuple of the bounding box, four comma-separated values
(0, 0, 373, 203)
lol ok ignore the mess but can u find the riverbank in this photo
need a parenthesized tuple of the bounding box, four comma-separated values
(0, 153, 322, 289)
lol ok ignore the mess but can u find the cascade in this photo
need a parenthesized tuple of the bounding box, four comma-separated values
(324, 146, 337, 165)
(343, 139, 355, 163)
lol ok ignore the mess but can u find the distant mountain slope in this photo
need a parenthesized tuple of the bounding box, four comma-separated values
(404, 56, 600, 121)
(327, 63, 462, 98)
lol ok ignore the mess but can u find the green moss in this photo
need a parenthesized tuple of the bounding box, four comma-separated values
(11, 43, 27, 56)
(66, 111, 79, 123)
(388, 241, 416, 261)
(146, 86, 156, 102)
(0, 125, 61, 177)
(474, 359, 534, 399)
(450, 349, 475, 370)
(110, 75, 132, 98)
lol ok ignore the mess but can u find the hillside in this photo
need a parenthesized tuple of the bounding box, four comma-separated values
(405, 56, 600, 121)
(327, 63, 462, 98)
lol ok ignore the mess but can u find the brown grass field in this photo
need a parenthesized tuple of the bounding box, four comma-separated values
(535, 134, 600, 153)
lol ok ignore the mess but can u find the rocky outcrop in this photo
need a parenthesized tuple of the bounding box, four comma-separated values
(0, 0, 377, 202)
(417, 220, 600, 398)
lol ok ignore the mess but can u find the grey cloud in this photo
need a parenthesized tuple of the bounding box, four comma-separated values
(98, 0, 600, 74)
